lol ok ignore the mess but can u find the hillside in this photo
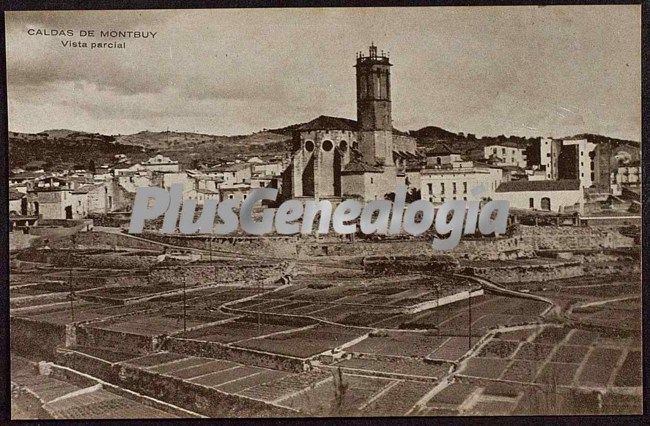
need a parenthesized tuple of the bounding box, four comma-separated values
(8, 123, 640, 172)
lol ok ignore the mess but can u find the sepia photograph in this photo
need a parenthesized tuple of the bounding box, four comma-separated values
(5, 5, 643, 419)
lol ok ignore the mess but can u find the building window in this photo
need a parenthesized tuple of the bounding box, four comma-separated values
(243, 194, 247, 200)
(463, 182, 467, 194)
(440, 183, 445, 194)
(436, 157, 441, 165)
(427, 183, 433, 195)
(322, 140, 333, 152)
(228, 194, 234, 199)
(541, 197, 551, 211)
(370, 177, 374, 184)
(529, 198, 534, 208)
(441, 197, 445, 202)
(502, 148, 506, 155)
(452, 182, 457, 194)
(304, 140, 314, 152)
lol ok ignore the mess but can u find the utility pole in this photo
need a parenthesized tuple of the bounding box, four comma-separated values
(182, 271, 187, 332)
(468, 284, 472, 350)
(69, 268, 75, 322)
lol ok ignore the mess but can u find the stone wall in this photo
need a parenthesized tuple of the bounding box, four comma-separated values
(75, 326, 157, 355)
(11, 317, 67, 360)
(55, 349, 296, 417)
(519, 225, 634, 251)
(163, 337, 308, 373)
(466, 261, 584, 284)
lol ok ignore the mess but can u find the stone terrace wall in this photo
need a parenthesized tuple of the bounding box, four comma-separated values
(75, 326, 157, 355)
(163, 337, 308, 373)
(55, 349, 296, 417)
(519, 226, 634, 251)
(466, 261, 584, 284)
(301, 236, 531, 261)
(140, 232, 299, 257)
(11, 317, 67, 360)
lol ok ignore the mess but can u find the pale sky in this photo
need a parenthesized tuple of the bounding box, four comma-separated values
(5, 6, 641, 141)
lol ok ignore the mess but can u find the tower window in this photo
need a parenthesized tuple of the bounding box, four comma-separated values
(322, 140, 333, 152)
(305, 140, 314, 152)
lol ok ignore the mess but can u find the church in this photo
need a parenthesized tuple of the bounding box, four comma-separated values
(281, 44, 420, 202)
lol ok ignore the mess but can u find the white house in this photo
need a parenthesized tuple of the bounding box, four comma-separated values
(495, 179, 583, 212)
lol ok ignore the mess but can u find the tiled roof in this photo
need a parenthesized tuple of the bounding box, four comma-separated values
(9, 190, 25, 200)
(297, 115, 408, 135)
(298, 115, 357, 131)
(342, 159, 384, 173)
(496, 179, 581, 192)
(426, 143, 461, 156)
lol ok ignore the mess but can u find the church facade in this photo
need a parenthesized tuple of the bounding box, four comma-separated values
(282, 44, 418, 202)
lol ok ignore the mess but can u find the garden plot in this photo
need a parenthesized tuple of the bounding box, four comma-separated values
(333, 357, 449, 379)
(96, 313, 211, 336)
(238, 370, 330, 402)
(576, 347, 624, 388)
(427, 336, 481, 361)
(459, 358, 510, 380)
(427, 382, 480, 407)
(215, 369, 291, 394)
(534, 362, 580, 386)
(613, 350, 642, 387)
(234, 324, 368, 358)
(280, 373, 393, 415)
(174, 318, 303, 344)
(360, 380, 434, 416)
(346, 332, 448, 358)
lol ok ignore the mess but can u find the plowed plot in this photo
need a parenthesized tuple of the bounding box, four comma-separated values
(347, 333, 447, 358)
(483, 382, 521, 398)
(500, 360, 540, 382)
(238, 370, 329, 401)
(551, 345, 590, 364)
(189, 366, 263, 387)
(335, 357, 448, 378)
(566, 329, 599, 345)
(175, 320, 299, 343)
(460, 358, 510, 379)
(125, 352, 187, 367)
(429, 382, 478, 406)
(476, 340, 520, 359)
(494, 328, 535, 342)
(98, 315, 207, 336)
(236, 324, 367, 358)
(533, 327, 570, 344)
(67, 346, 139, 363)
(470, 400, 516, 416)
(216, 369, 290, 394)
(513, 343, 554, 361)
(428, 337, 480, 361)
(169, 359, 239, 380)
(338, 310, 402, 327)
(361, 381, 433, 416)
(282, 374, 391, 415)
(534, 362, 579, 386)
(148, 357, 210, 374)
(613, 350, 642, 387)
(577, 347, 622, 387)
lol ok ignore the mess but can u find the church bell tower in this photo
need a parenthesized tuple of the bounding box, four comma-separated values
(355, 43, 394, 165)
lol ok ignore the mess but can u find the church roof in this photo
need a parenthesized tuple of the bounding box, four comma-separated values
(296, 115, 409, 136)
(496, 179, 581, 193)
(298, 115, 357, 131)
